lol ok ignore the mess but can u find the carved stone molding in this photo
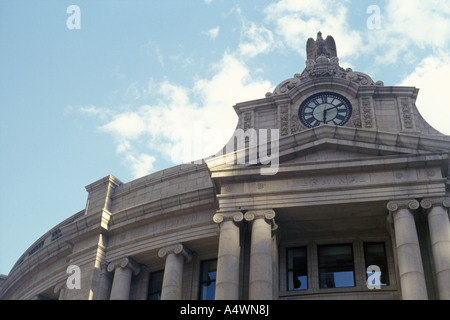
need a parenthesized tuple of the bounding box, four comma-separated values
(243, 111, 254, 130)
(421, 198, 450, 210)
(387, 199, 420, 212)
(107, 257, 140, 275)
(361, 96, 375, 129)
(213, 212, 244, 224)
(158, 244, 192, 263)
(290, 115, 300, 134)
(399, 97, 414, 130)
(267, 57, 383, 98)
(279, 105, 289, 136)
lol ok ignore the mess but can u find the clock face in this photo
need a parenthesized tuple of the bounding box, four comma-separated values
(298, 92, 352, 128)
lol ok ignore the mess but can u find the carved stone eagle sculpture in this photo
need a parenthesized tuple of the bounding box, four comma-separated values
(306, 31, 337, 60)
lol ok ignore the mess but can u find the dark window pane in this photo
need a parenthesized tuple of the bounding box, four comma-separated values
(148, 270, 164, 300)
(287, 247, 307, 290)
(364, 242, 390, 286)
(318, 244, 355, 288)
(199, 260, 217, 300)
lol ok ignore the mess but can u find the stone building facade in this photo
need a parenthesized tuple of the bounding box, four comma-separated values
(1, 33, 449, 300)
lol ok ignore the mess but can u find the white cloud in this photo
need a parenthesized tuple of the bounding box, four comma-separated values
(399, 52, 450, 135)
(263, 0, 362, 60)
(204, 26, 220, 40)
(238, 21, 280, 58)
(125, 153, 156, 179)
(365, 0, 450, 65)
(95, 52, 273, 178)
(384, 0, 450, 49)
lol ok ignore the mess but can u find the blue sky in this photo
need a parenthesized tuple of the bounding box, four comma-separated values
(1, 0, 449, 276)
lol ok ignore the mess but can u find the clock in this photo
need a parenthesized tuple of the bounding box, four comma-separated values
(298, 92, 352, 128)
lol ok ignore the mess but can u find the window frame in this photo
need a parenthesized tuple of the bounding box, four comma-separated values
(147, 269, 164, 300)
(363, 242, 390, 287)
(198, 259, 217, 300)
(286, 246, 308, 291)
(317, 243, 356, 289)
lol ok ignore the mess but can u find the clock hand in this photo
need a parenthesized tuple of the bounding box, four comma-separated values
(323, 105, 339, 122)
(323, 106, 333, 122)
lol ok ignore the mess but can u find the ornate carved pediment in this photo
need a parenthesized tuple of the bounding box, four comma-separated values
(268, 57, 384, 97)
(267, 32, 384, 98)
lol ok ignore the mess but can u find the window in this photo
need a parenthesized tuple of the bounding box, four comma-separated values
(147, 270, 164, 300)
(287, 247, 308, 290)
(364, 242, 390, 286)
(318, 244, 355, 289)
(199, 259, 217, 300)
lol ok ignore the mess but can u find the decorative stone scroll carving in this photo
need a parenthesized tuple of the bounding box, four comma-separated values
(213, 212, 244, 224)
(107, 257, 140, 275)
(267, 63, 384, 97)
(245, 209, 278, 231)
(158, 243, 192, 263)
(244, 209, 276, 222)
(420, 198, 450, 210)
(387, 199, 420, 212)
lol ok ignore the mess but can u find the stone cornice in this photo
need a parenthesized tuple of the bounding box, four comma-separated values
(85, 174, 122, 193)
(111, 163, 211, 200)
(207, 125, 450, 179)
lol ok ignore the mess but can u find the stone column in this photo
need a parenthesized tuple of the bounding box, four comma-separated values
(158, 244, 192, 300)
(107, 257, 140, 300)
(421, 198, 450, 300)
(213, 211, 244, 300)
(54, 281, 66, 300)
(244, 209, 276, 300)
(387, 200, 428, 300)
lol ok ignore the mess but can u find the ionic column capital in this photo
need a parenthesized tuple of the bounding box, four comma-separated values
(107, 257, 140, 275)
(421, 198, 450, 211)
(387, 199, 420, 212)
(213, 211, 244, 224)
(158, 243, 192, 263)
(244, 209, 276, 222)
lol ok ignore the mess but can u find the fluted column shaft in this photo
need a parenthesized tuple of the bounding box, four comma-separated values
(421, 198, 450, 300)
(213, 212, 243, 300)
(245, 210, 276, 300)
(107, 257, 140, 300)
(158, 244, 191, 300)
(387, 200, 428, 300)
